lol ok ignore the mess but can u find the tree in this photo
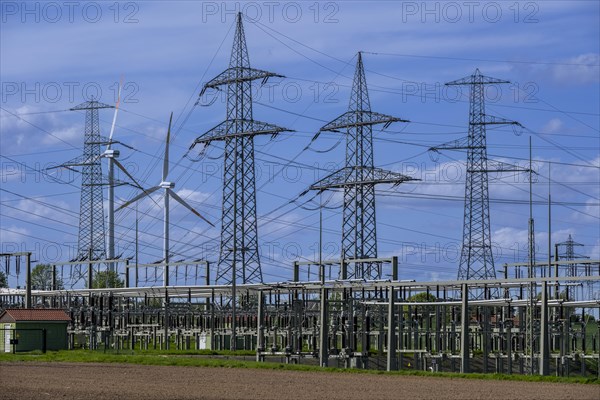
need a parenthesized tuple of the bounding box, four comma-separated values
(31, 264, 63, 290)
(0, 271, 7, 288)
(404, 292, 437, 321)
(92, 270, 124, 289)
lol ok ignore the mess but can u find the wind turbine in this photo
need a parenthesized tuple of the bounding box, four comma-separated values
(104, 79, 145, 271)
(117, 113, 214, 286)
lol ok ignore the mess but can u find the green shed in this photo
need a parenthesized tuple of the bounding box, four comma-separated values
(0, 309, 71, 352)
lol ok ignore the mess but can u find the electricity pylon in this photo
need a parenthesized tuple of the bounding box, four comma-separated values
(118, 113, 213, 286)
(191, 13, 292, 285)
(310, 52, 417, 280)
(556, 234, 586, 262)
(62, 100, 113, 261)
(429, 69, 521, 291)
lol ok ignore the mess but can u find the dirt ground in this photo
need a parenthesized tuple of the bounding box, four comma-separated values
(0, 362, 598, 400)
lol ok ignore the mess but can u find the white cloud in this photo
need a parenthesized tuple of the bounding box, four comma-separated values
(492, 226, 576, 262)
(552, 53, 600, 85)
(541, 118, 564, 134)
(15, 198, 72, 221)
(0, 226, 30, 243)
(175, 188, 212, 205)
(41, 126, 81, 145)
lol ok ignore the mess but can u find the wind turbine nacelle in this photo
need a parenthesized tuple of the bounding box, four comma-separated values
(104, 149, 120, 158)
(160, 181, 175, 189)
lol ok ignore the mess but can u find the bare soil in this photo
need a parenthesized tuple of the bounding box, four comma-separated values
(0, 362, 598, 400)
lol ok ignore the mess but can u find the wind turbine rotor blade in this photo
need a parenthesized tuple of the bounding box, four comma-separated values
(163, 112, 173, 181)
(168, 189, 214, 227)
(107, 76, 124, 151)
(113, 158, 144, 189)
(116, 186, 160, 211)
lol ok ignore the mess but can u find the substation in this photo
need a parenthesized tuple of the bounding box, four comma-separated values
(1, 13, 599, 379)
(1, 256, 599, 378)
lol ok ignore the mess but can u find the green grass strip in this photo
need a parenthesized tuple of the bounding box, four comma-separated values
(0, 350, 598, 385)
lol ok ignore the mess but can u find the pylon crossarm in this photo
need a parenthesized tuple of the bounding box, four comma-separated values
(60, 153, 101, 168)
(445, 69, 510, 86)
(468, 159, 531, 174)
(429, 136, 475, 152)
(85, 135, 113, 146)
(200, 67, 284, 95)
(191, 118, 292, 147)
(310, 166, 417, 190)
(473, 114, 522, 126)
(319, 110, 408, 133)
(69, 101, 114, 111)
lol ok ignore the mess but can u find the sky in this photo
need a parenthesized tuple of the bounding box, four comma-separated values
(1, 1, 599, 292)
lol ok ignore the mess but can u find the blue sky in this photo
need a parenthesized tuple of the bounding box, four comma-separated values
(1, 1, 598, 290)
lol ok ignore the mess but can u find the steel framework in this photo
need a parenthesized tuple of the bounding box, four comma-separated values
(310, 53, 415, 280)
(557, 234, 587, 262)
(191, 13, 291, 285)
(8, 270, 599, 378)
(430, 70, 520, 286)
(62, 100, 114, 261)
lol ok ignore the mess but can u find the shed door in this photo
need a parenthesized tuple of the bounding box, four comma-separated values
(4, 324, 11, 352)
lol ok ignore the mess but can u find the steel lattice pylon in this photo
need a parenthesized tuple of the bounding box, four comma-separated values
(557, 234, 585, 261)
(64, 100, 113, 261)
(191, 13, 291, 285)
(310, 53, 415, 280)
(430, 69, 520, 288)
(556, 234, 588, 278)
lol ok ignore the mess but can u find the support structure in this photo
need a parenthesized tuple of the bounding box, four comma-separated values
(539, 280, 550, 375)
(460, 283, 470, 373)
(557, 235, 589, 281)
(191, 12, 291, 285)
(6, 270, 599, 378)
(386, 286, 396, 371)
(309, 53, 416, 280)
(430, 69, 521, 291)
(63, 100, 114, 261)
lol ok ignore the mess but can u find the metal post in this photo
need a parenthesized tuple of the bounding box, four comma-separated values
(51, 265, 57, 290)
(135, 205, 139, 287)
(554, 245, 559, 299)
(108, 156, 115, 272)
(164, 289, 169, 350)
(319, 287, 328, 367)
(392, 256, 398, 281)
(210, 289, 215, 351)
(539, 281, 550, 375)
(319, 192, 324, 284)
(293, 261, 299, 282)
(341, 251, 347, 281)
(231, 265, 237, 351)
(547, 163, 552, 280)
(507, 316, 513, 374)
(483, 306, 489, 373)
(125, 259, 130, 288)
(164, 191, 170, 287)
(205, 261, 210, 286)
(460, 283, 470, 373)
(398, 298, 404, 370)
(256, 290, 265, 362)
(25, 253, 31, 308)
(42, 328, 47, 353)
(387, 286, 396, 371)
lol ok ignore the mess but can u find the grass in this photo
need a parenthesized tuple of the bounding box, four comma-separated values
(1, 350, 598, 384)
(99, 348, 256, 357)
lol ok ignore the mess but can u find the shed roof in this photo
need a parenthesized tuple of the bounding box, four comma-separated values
(0, 309, 71, 323)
